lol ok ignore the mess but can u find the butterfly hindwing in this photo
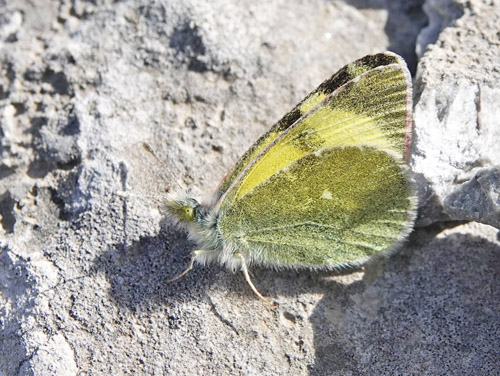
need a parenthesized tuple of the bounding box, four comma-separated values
(218, 146, 413, 268)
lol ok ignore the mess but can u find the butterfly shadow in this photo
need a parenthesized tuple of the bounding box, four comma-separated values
(308, 225, 500, 375)
(91, 224, 223, 311)
(92, 219, 369, 313)
(92, 219, 316, 312)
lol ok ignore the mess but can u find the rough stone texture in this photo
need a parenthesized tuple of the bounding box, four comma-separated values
(412, 0, 500, 228)
(0, 0, 499, 375)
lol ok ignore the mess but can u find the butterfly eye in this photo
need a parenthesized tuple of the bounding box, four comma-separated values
(180, 205, 195, 222)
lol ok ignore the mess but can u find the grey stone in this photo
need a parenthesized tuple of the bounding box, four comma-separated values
(412, 0, 500, 228)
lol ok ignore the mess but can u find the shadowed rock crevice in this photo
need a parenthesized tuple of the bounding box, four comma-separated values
(339, 0, 428, 74)
(0, 191, 16, 233)
(170, 19, 209, 72)
(27, 109, 81, 179)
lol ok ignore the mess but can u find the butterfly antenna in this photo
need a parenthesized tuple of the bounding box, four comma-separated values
(114, 191, 169, 201)
(142, 142, 182, 192)
(167, 251, 197, 283)
(236, 253, 274, 307)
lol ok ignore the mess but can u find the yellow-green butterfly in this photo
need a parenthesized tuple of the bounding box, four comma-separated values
(166, 51, 417, 305)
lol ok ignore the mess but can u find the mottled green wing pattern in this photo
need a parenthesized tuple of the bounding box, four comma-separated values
(218, 147, 413, 268)
(220, 63, 411, 203)
(216, 52, 407, 198)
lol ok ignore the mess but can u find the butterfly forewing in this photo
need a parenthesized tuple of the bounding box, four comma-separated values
(224, 63, 411, 202)
(216, 52, 409, 199)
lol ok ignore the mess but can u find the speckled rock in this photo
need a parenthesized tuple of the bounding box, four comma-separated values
(412, 0, 500, 228)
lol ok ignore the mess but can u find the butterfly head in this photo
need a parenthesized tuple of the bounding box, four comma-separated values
(165, 191, 221, 253)
(165, 195, 200, 224)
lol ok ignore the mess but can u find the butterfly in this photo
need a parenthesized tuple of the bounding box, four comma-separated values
(166, 52, 417, 305)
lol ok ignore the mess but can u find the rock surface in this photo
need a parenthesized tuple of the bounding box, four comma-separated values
(412, 0, 500, 229)
(0, 0, 499, 375)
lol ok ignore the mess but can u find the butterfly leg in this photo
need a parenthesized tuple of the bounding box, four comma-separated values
(167, 250, 202, 282)
(235, 252, 274, 307)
